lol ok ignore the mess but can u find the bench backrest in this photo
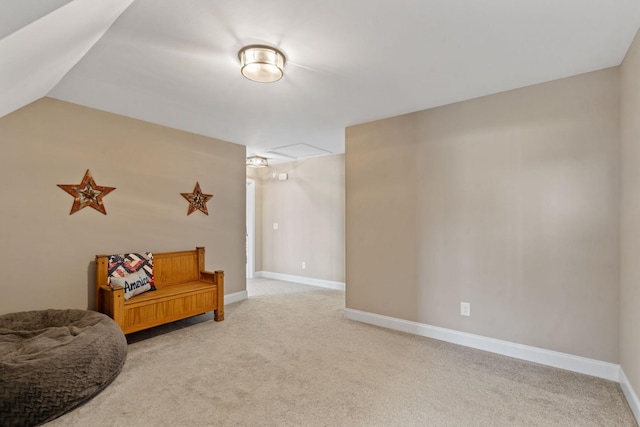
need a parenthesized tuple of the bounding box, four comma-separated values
(154, 249, 203, 287)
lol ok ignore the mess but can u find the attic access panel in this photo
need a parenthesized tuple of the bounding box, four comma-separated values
(266, 144, 331, 160)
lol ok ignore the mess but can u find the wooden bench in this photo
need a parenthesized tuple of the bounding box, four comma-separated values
(95, 247, 224, 334)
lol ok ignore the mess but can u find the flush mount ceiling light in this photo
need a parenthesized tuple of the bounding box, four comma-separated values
(238, 45, 285, 83)
(246, 156, 269, 168)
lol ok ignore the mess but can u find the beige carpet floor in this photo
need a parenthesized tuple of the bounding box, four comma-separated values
(47, 278, 637, 426)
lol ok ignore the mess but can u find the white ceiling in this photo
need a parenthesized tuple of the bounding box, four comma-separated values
(0, 0, 72, 39)
(3, 1, 640, 162)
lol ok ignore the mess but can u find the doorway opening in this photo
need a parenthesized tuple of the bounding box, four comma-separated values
(246, 179, 255, 278)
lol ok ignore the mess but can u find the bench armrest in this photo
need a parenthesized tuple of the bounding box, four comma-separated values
(99, 284, 124, 295)
(97, 285, 125, 329)
(199, 270, 224, 321)
(200, 270, 218, 284)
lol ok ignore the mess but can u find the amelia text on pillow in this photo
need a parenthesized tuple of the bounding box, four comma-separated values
(124, 275, 150, 293)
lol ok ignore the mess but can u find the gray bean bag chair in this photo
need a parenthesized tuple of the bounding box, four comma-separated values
(0, 309, 127, 426)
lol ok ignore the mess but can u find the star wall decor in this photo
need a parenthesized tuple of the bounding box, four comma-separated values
(57, 169, 116, 215)
(181, 182, 213, 215)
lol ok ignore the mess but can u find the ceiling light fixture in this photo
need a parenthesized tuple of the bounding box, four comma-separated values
(238, 45, 285, 83)
(246, 156, 269, 168)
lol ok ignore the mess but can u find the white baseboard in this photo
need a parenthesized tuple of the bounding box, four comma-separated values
(254, 271, 345, 291)
(224, 290, 248, 305)
(343, 308, 619, 382)
(620, 368, 640, 423)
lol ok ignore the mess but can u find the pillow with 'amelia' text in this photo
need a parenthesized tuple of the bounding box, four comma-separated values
(110, 270, 152, 300)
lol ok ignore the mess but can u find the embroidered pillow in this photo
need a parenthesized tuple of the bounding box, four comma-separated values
(110, 270, 152, 300)
(107, 252, 155, 290)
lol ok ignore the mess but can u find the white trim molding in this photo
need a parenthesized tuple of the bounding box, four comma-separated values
(225, 290, 248, 305)
(343, 308, 619, 382)
(255, 271, 345, 291)
(620, 368, 640, 423)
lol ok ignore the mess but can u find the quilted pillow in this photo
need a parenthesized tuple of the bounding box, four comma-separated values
(110, 270, 152, 300)
(108, 252, 155, 290)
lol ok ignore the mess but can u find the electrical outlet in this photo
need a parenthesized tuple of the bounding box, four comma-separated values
(302, 261, 306, 269)
(273, 222, 279, 230)
(460, 302, 471, 316)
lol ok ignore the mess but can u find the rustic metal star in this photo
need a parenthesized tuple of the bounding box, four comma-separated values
(181, 182, 213, 215)
(57, 169, 116, 215)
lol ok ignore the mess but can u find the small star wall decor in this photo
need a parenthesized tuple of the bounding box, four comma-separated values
(181, 182, 213, 215)
(57, 169, 116, 215)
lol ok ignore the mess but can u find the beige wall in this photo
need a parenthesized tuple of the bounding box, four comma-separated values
(621, 28, 640, 397)
(346, 68, 620, 362)
(0, 98, 246, 314)
(260, 155, 345, 282)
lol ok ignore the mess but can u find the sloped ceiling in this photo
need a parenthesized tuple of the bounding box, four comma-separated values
(0, 0, 72, 39)
(3, 1, 640, 161)
(0, 0, 134, 120)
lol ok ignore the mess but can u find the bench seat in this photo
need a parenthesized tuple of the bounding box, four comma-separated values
(128, 280, 215, 304)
